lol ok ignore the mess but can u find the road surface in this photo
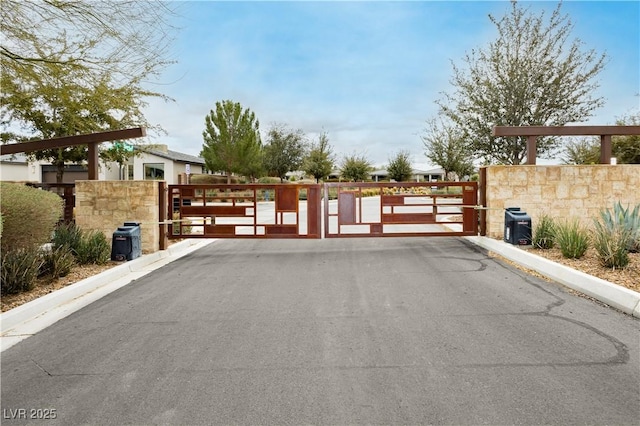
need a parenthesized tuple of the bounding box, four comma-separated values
(1, 237, 639, 424)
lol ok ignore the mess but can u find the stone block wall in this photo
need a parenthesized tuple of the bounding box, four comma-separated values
(75, 180, 160, 253)
(483, 165, 640, 239)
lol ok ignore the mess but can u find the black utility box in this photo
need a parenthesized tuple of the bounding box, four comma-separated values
(504, 207, 532, 245)
(111, 222, 142, 261)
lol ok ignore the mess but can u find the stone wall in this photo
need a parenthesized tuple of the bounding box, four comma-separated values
(75, 180, 160, 253)
(483, 165, 640, 239)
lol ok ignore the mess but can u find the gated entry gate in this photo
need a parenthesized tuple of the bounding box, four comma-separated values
(323, 181, 478, 238)
(166, 181, 477, 241)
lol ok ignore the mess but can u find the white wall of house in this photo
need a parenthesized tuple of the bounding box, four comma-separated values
(1, 155, 42, 182)
(2, 149, 204, 185)
(128, 151, 204, 185)
(1, 162, 32, 181)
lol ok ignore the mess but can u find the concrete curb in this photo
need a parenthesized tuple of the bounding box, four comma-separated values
(1, 239, 216, 352)
(466, 236, 640, 318)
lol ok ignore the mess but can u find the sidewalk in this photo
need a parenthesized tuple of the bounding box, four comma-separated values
(1, 239, 217, 352)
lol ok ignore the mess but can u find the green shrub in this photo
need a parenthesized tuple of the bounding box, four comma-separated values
(257, 176, 282, 184)
(189, 174, 241, 184)
(52, 222, 83, 255)
(0, 182, 63, 252)
(533, 214, 556, 249)
(75, 231, 111, 265)
(40, 246, 76, 279)
(555, 219, 589, 259)
(1, 246, 43, 295)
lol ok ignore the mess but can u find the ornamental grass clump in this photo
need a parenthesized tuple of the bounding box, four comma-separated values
(533, 214, 556, 249)
(1, 247, 43, 295)
(40, 245, 76, 280)
(555, 219, 589, 259)
(52, 222, 83, 256)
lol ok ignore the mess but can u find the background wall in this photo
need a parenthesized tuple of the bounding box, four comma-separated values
(483, 165, 640, 239)
(75, 180, 160, 253)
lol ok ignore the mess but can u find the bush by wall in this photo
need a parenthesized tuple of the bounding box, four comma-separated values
(0, 182, 63, 252)
(75, 231, 111, 265)
(190, 174, 241, 184)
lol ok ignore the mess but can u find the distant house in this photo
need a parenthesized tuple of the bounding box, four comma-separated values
(128, 145, 205, 184)
(0, 145, 205, 185)
(0, 153, 38, 182)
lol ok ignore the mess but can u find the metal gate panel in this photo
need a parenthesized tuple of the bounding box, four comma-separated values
(168, 184, 321, 239)
(324, 181, 478, 238)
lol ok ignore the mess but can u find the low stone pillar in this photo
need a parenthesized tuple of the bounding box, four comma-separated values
(75, 180, 161, 253)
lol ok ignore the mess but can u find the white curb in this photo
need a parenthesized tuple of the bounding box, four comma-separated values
(1, 239, 216, 352)
(466, 236, 640, 318)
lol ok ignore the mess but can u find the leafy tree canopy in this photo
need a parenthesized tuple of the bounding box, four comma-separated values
(422, 118, 475, 180)
(438, 1, 606, 164)
(1, 0, 177, 181)
(387, 150, 413, 182)
(1, 0, 177, 83)
(263, 124, 307, 182)
(563, 112, 640, 164)
(1, 60, 159, 181)
(201, 100, 262, 183)
(302, 131, 335, 183)
(340, 153, 372, 182)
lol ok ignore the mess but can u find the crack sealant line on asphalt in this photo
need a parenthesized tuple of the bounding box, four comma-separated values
(0, 239, 217, 353)
(466, 236, 640, 318)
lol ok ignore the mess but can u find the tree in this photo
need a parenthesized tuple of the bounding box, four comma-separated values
(100, 141, 137, 180)
(1, 60, 158, 182)
(302, 131, 335, 183)
(438, 1, 606, 164)
(612, 113, 640, 164)
(1, 0, 177, 84)
(340, 153, 372, 182)
(423, 118, 475, 180)
(201, 100, 262, 184)
(387, 150, 413, 182)
(563, 137, 599, 165)
(1, 0, 176, 181)
(263, 124, 307, 182)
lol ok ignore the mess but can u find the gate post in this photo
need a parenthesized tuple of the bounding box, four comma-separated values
(158, 181, 168, 250)
(479, 167, 487, 236)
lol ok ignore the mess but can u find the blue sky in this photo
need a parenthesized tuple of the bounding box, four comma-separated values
(144, 1, 640, 168)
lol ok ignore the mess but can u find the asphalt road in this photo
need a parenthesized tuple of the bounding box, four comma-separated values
(2, 237, 639, 425)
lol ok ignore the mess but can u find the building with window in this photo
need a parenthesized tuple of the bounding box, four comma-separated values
(128, 145, 205, 184)
(0, 145, 205, 185)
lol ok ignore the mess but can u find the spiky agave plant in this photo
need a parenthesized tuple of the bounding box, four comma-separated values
(598, 202, 640, 253)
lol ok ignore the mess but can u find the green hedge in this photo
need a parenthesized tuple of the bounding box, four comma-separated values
(0, 182, 63, 252)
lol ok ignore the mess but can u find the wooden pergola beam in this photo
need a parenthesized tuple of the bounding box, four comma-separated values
(492, 125, 640, 165)
(0, 127, 146, 180)
(492, 125, 640, 137)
